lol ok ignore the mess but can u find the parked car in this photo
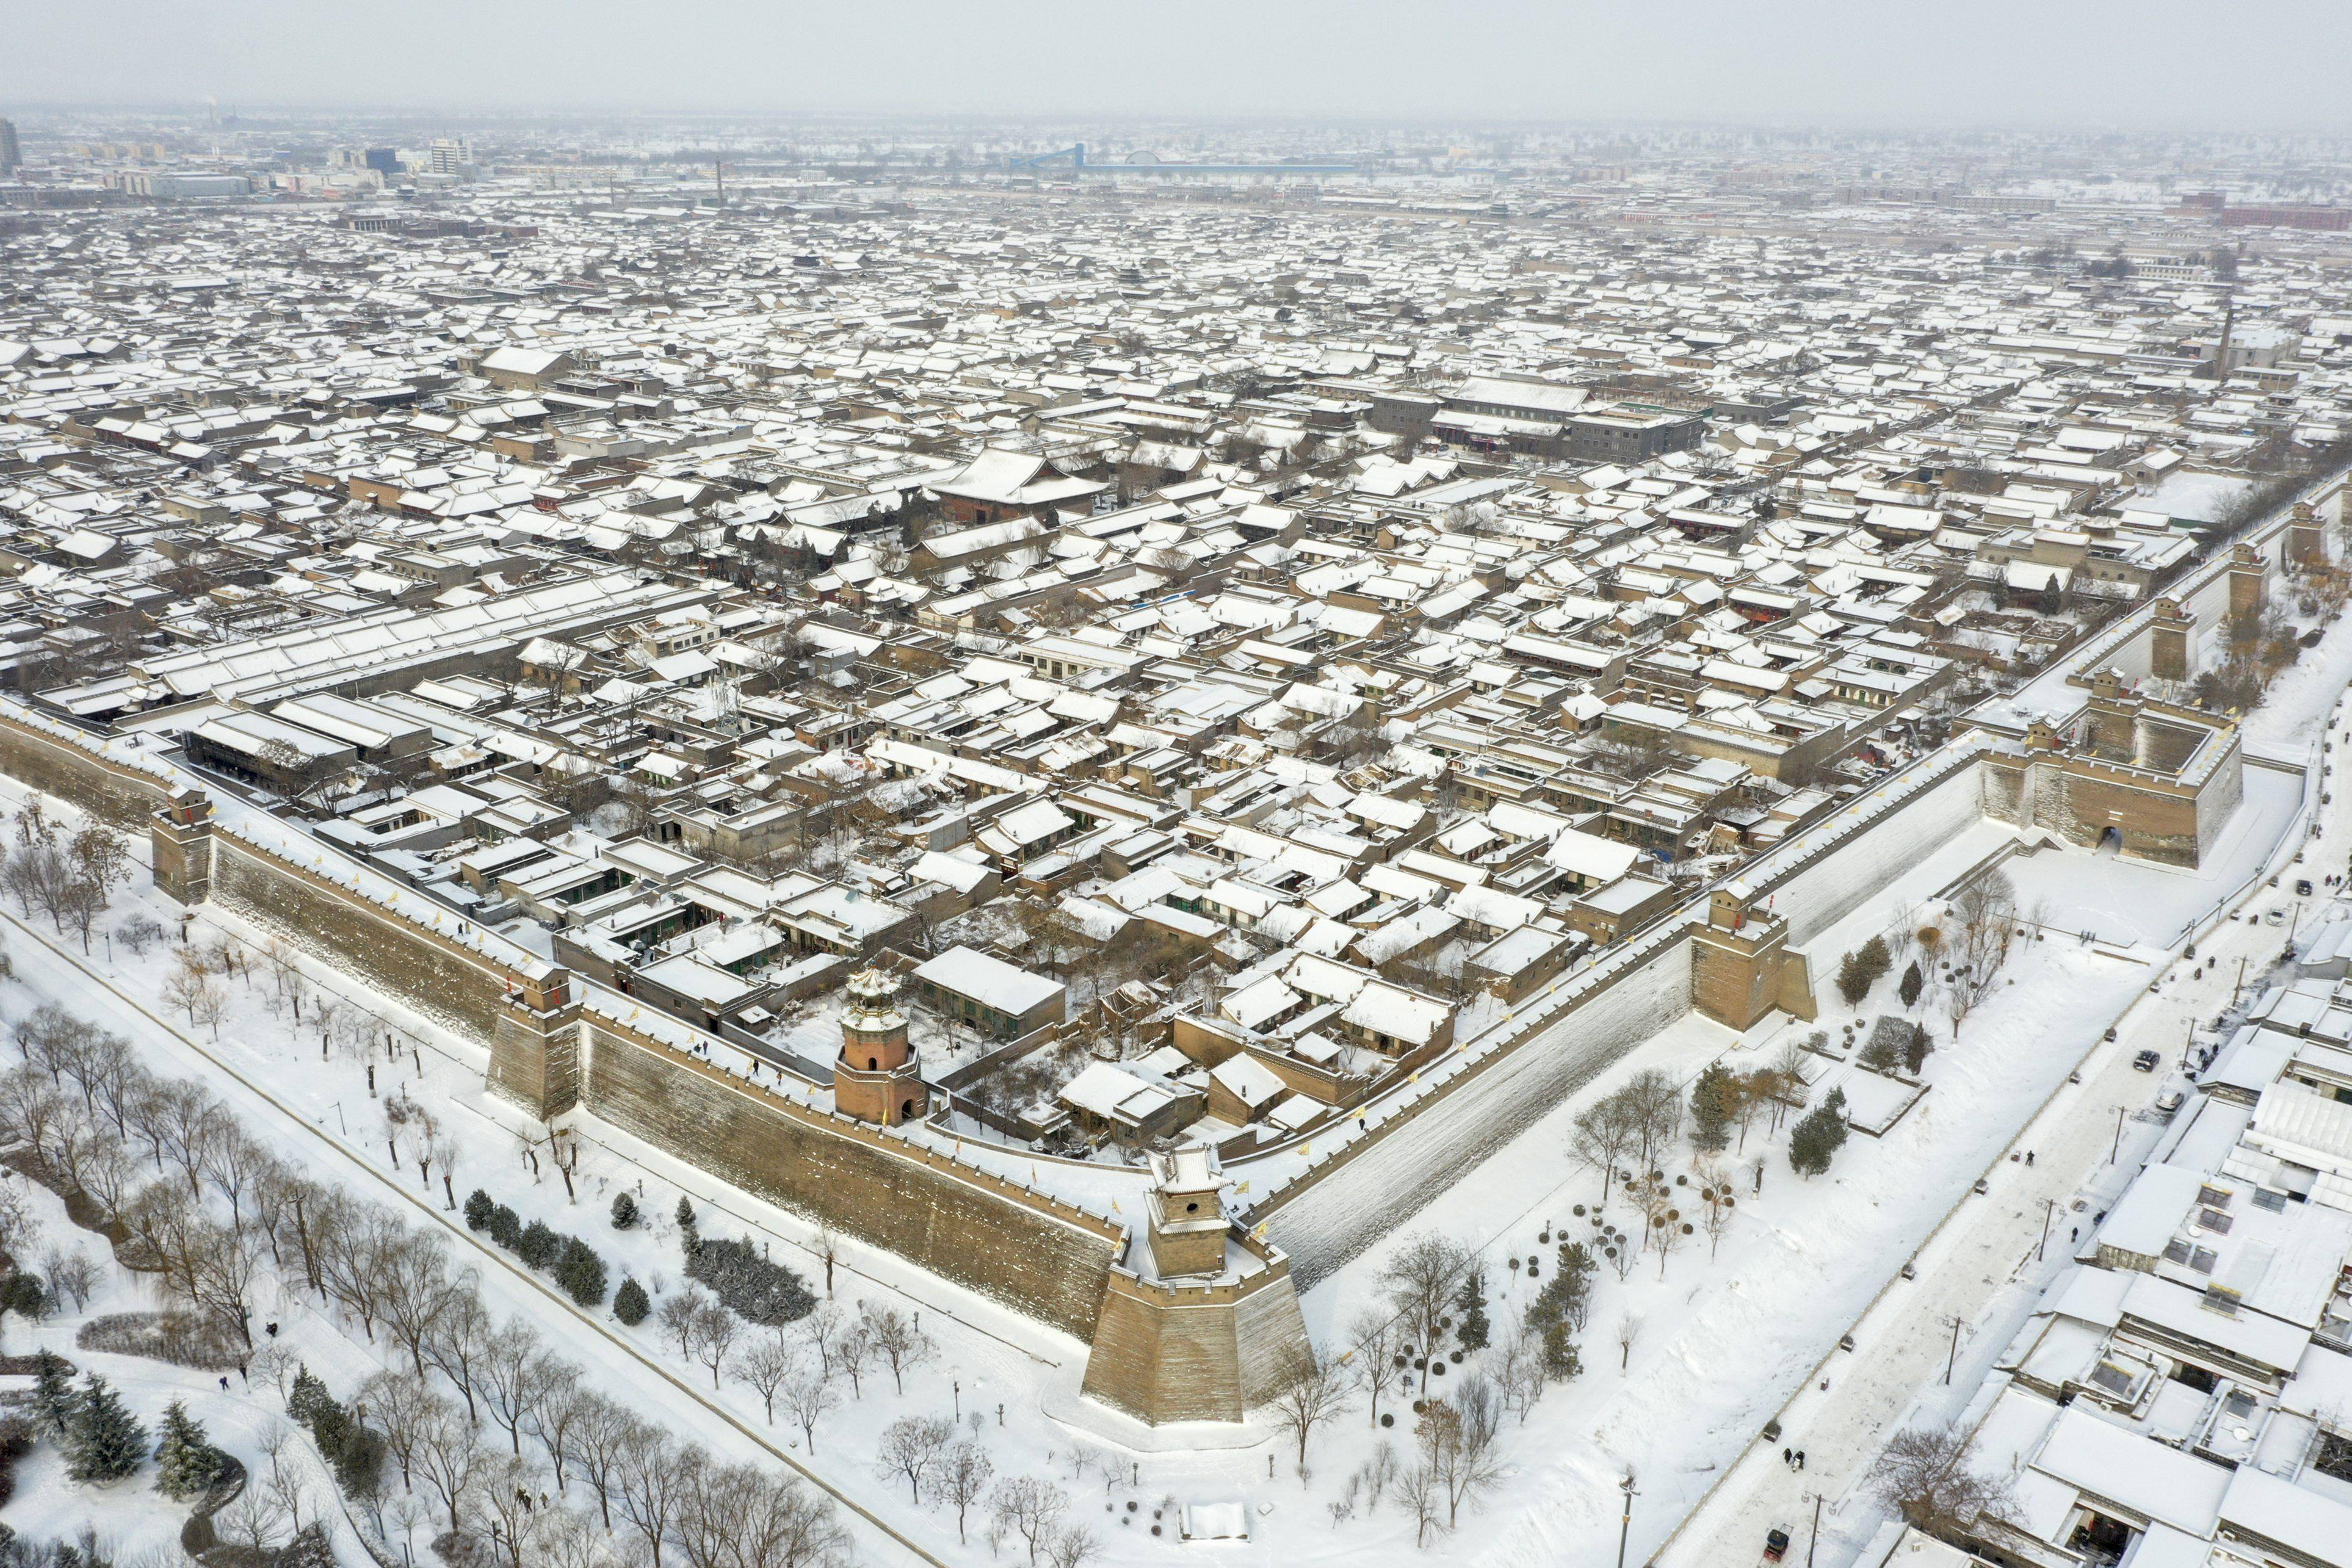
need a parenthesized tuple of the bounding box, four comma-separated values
(2133, 1049, 2161, 1072)
(2157, 1084, 2187, 1113)
(2296, 879, 2314, 897)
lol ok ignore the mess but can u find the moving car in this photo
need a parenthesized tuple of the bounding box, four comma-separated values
(2133, 1049, 2161, 1072)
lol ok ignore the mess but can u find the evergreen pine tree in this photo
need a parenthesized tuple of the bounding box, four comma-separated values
(557, 1238, 607, 1307)
(31, 1350, 75, 1440)
(1538, 1320, 1583, 1381)
(610, 1192, 639, 1230)
(516, 1219, 560, 1270)
(1855, 935, 1891, 988)
(1789, 1088, 1850, 1178)
(487, 1204, 521, 1250)
(1689, 1063, 1735, 1152)
(463, 1189, 496, 1231)
(1905, 1022, 1931, 1076)
(1836, 948, 1872, 1007)
(67, 1375, 148, 1483)
(287, 1364, 333, 1429)
(1453, 1268, 1490, 1354)
(0, 1271, 46, 1324)
(154, 1400, 223, 1501)
(674, 1196, 697, 1235)
(1898, 959, 1924, 1011)
(613, 1276, 650, 1326)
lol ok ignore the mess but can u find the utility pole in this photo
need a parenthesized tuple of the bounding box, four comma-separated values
(1615, 1471, 1638, 1568)
(1807, 1492, 1824, 1568)
(2233, 954, 2248, 1002)
(2111, 1105, 2124, 1165)
(1944, 1315, 1963, 1384)
(2038, 1197, 2055, 1261)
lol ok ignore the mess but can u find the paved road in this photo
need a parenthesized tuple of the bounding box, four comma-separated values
(1655, 702, 2350, 1567)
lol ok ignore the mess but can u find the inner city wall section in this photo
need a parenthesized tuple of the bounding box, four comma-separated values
(0, 518, 2306, 1425)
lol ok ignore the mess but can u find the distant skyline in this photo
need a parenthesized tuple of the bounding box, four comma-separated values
(7, 0, 2352, 133)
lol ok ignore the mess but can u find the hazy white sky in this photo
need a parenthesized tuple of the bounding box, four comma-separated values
(5, 0, 2350, 129)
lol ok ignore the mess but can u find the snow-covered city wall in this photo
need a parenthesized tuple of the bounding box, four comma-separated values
(1262, 933, 1696, 1288)
(1750, 748, 1995, 947)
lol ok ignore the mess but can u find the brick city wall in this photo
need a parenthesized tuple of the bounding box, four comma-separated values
(0, 707, 176, 826)
(209, 834, 512, 1043)
(579, 1014, 1122, 1341)
(1253, 931, 1696, 1287)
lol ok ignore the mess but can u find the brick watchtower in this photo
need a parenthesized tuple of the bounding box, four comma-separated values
(150, 788, 215, 905)
(1145, 1145, 1231, 1279)
(833, 967, 928, 1125)
(2288, 500, 2325, 571)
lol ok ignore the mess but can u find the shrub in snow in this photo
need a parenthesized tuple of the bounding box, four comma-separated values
(487, 1204, 522, 1251)
(0, 1273, 45, 1325)
(556, 1238, 607, 1309)
(77, 1311, 245, 1371)
(610, 1192, 639, 1230)
(463, 1189, 496, 1231)
(675, 1197, 697, 1234)
(682, 1232, 814, 1326)
(613, 1276, 651, 1326)
(516, 1219, 561, 1271)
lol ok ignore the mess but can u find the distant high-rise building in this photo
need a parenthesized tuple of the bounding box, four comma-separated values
(427, 137, 472, 177)
(363, 146, 400, 175)
(0, 118, 21, 174)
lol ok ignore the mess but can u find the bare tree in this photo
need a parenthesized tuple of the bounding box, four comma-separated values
(613, 1429, 690, 1568)
(1380, 1234, 1476, 1371)
(1493, 1313, 1549, 1423)
(780, 1362, 839, 1454)
(860, 1302, 933, 1395)
(1347, 1307, 1406, 1428)
(992, 1475, 1069, 1566)
(477, 1318, 555, 1454)
(412, 1396, 485, 1530)
(1616, 1312, 1643, 1371)
(876, 1414, 953, 1503)
(812, 1225, 841, 1298)
(939, 1440, 995, 1544)
(731, 1329, 799, 1425)
(1870, 1423, 2016, 1539)
(1399, 1456, 1446, 1547)
(421, 1288, 493, 1421)
(1268, 1351, 1353, 1474)
(565, 1394, 642, 1531)
(1570, 1093, 1641, 1209)
(1420, 1375, 1505, 1527)
(355, 1369, 439, 1496)
(686, 1296, 739, 1390)
(380, 1241, 466, 1378)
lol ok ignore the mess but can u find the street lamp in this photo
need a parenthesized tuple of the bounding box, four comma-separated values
(1615, 1470, 1638, 1568)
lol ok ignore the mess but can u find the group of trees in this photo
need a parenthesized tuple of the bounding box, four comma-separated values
(0, 806, 132, 955)
(3, 994, 858, 1568)
(28, 1357, 148, 1486)
(1284, 1232, 1599, 1547)
(1834, 935, 1894, 1008)
(463, 1190, 609, 1309)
